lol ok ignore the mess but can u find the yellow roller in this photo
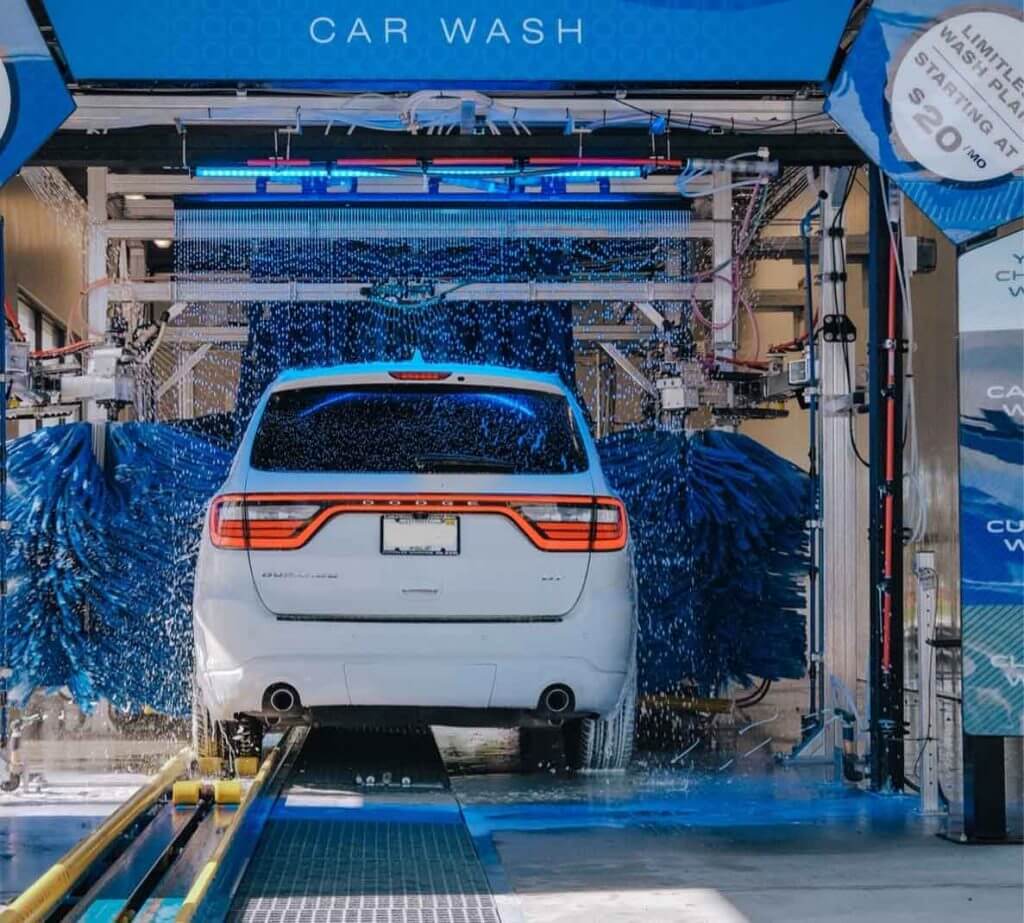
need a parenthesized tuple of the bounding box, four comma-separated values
(172, 781, 203, 806)
(213, 780, 242, 805)
(196, 756, 224, 777)
(235, 757, 259, 778)
(176, 729, 300, 922)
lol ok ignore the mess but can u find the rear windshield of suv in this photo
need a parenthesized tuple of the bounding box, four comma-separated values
(251, 384, 589, 474)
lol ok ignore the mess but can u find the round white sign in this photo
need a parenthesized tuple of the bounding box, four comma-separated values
(890, 10, 1024, 182)
(0, 63, 11, 145)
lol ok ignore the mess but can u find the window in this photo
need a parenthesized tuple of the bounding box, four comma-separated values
(252, 384, 589, 475)
(16, 291, 66, 353)
(13, 291, 69, 433)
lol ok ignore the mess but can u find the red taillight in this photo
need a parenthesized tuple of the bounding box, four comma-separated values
(210, 495, 325, 550)
(210, 494, 628, 553)
(388, 371, 452, 382)
(514, 498, 628, 552)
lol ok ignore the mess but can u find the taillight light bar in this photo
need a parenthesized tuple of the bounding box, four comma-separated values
(388, 371, 452, 381)
(210, 494, 627, 553)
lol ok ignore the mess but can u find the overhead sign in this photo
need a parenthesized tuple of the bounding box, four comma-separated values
(42, 0, 853, 85)
(0, 0, 75, 188)
(958, 230, 1024, 737)
(827, 1, 1024, 243)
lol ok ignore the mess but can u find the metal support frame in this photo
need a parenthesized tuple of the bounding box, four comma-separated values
(108, 280, 713, 305)
(157, 343, 211, 402)
(819, 166, 865, 758)
(597, 343, 658, 397)
(86, 167, 109, 339)
(912, 550, 941, 814)
(868, 166, 905, 792)
(63, 94, 834, 133)
(174, 348, 199, 420)
(712, 171, 735, 358)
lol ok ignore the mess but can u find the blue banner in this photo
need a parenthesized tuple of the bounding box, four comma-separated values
(42, 0, 852, 85)
(827, 1, 1024, 243)
(958, 231, 1024, 737)
(0, 1, 74, 188)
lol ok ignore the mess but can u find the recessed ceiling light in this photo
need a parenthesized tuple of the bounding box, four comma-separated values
(153, 239, 172, 249)
(124, 194, 146, 201)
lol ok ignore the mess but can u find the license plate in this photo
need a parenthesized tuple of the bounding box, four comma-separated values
(381, 515, 460, 556)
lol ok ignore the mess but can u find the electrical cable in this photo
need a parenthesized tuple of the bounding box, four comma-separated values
(828, 168, 870, 469)
(735, 678, 772, 707)
(879, 175, 928, 544)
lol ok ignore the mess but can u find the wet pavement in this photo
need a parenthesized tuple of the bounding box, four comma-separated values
(2, 741, 1021, 921)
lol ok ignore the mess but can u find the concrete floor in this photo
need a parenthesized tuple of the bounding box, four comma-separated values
(456, 769, 1024, 923)
(2, 737, 1021, 921)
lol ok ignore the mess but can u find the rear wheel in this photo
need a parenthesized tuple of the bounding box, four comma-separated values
(566, 671, 636, 771)
(192, 680, 234, 771)
(520, 673, 637, 773)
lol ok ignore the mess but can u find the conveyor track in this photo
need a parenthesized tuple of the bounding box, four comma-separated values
(217, 727, 503, 923)
(8, 727, 509, 923)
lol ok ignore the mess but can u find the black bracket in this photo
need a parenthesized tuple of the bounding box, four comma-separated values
(822, 314, 857, 344)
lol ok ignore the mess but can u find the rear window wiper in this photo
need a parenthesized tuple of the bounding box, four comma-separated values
(414, 453, 516, 472)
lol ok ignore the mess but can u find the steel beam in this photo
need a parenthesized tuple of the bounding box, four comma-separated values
(156, 343, 212, 401)
(109, 280, 714, 304)
(32, 127, 867, 170)
(597, 343, 658, 396)
(712, 170, 734, 357)
(86, 167, 109, 343)
(819, 166, 866, 761)
(106, 220, 175, 241)
(108, 216, 710, 242)
(162, 323, 673, 345)
(64, 93, 832, 132)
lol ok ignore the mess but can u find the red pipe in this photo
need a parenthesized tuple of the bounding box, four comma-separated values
(336, 158, 419, 167)
(246, 159, 312, 167)
(528, 157, 682, 168)
(30, 340, 91, 361)
(881, 242, 898, 673)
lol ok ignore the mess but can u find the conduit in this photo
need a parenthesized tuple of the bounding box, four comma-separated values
(882, 241, 898, 674)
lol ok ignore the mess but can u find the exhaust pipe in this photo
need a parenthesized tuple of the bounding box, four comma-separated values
(540, 685, 574, 715)
(264, 684, 300, 715)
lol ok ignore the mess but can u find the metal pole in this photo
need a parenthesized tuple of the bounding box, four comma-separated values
(801, 205, 822, 728)
(819, 167, 862, 757)
(913, 551, 940, 813)
(868, 167, 905, 792)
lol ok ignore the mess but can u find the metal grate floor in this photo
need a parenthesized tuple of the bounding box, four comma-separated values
(228, 816, 500, 923)
(227, 728, 501, 923)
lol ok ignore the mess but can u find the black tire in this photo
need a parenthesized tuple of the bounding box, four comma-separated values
(192, 681, 232, 763)
(567, 671, 636, 771)
(519, 725, 566, 773)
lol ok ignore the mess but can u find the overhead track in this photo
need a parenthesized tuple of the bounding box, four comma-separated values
(32, 128, 867, 169)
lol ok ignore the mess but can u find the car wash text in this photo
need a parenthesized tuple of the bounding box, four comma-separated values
(309, 15, 584, 46)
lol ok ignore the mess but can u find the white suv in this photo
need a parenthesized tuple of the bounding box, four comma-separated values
(193, 361, 637, 769)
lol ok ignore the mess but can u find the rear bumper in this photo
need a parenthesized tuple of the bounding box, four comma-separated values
(200, 654, 627, 723)
(193, 546, 635, 723)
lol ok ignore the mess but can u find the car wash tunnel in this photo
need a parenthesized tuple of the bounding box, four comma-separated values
(0, 1, 1022, 921)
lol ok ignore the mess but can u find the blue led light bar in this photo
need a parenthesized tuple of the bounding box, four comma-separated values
(195, 166, 393, 180)
(195, 165, 647, 183)
(535, 168, 644, 180)
(195, 167, 329, 179)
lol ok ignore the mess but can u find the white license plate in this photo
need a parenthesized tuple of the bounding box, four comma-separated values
(381, 515, 460, 556)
